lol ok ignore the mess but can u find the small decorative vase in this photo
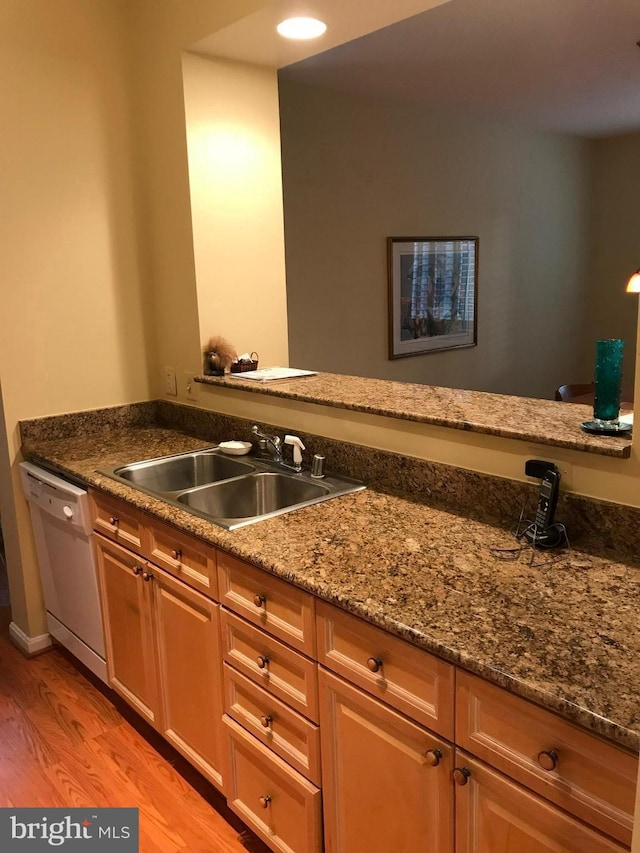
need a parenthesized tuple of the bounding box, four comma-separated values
(593, 339, 624, 425)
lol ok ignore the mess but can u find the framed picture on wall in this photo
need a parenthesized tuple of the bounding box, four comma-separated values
(387, 236, 478, 359)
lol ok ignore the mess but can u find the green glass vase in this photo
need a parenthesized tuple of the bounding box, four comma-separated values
(593, 339, 624, 424)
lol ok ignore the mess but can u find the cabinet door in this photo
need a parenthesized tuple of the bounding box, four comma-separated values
(454, 751, 628, 853)
(94, 534, 159, 727)
(153, 567, 226, 793)
(319, 668, 454, 853)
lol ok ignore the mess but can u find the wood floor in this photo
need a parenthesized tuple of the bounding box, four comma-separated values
(0, 606, 271, 853)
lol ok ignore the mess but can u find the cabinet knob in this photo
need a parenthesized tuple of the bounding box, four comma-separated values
(142, 570, 154, 582)
(537, 749, 559, 772)
(258, 795, 271, 810)
(260, 714, 273, 729)
(133, 565, 143, 576)
(171, 548, 182, 561)
(109, 516, 119, 527)
(425, 748, 443, 767)
(453, 767, 471, 786)
(367, 656, 383, 673)
(253, 593, 266, 608)
(257, 655, 270, 670)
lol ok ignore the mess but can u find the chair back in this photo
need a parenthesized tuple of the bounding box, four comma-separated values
(554, 382, 595, 403)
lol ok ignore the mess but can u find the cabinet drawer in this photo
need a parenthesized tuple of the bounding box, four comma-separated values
(221, 609, 319, 722)
(454, 750, 627, 853)
(91, 491, 146, 552)
(456, 670, 637, 847)
(217, 551, 315, 655)
(146, 518, 217, 600)
(224, 715, 322, 853)
(316, 600, 455, 738)
(224, 663, 321, 785)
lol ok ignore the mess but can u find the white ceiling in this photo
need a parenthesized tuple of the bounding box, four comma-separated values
(271, 0, 640, 138)
(192, 0, 640, 136)
(191, 1, 450, 70)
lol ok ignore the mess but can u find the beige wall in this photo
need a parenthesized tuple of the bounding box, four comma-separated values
(127, 0, 274, 399)
(279, 81, 593, 399)
(0, 0, 153, 636)
(182, 52, 288, 366)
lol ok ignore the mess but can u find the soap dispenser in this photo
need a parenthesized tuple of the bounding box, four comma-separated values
(284, 435, 305, 471)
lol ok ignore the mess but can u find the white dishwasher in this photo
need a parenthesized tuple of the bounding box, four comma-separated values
(20, 461, 107, 683)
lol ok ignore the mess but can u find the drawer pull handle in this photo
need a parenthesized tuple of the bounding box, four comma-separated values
(260, 714, 273, 729)
(171, 548, 182, 561)
(367, 656, 383, 673)
(453, 767, 471, 786)
(142, 570, 154, 582)
(133, 565, 143, 576)
(258, 796, 271, 810)
(425, 748, 443, 767)
(257, 655, 270, 670)
(109, 516, 120, 527)
(253, 593, 266, 608)
(537, 749, 559, 772)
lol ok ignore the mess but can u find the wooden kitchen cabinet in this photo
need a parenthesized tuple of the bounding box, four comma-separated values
(456, 670, 637, 846)
(224, 715, 323, 853)
(218, 550, 316, 655)
(319, 667, 454, 853)
(316, 600, 455, 739)
(91, 490, 637, 853)
(95, 534, 159, 727)
(154, 567, 226, 792)
(220, 608, 319, 722)
(94, 529, 227, 794)
(92, 490, 147, 552)
(453, 751, 627, 853)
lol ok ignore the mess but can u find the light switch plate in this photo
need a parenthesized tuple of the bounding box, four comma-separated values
(164, 366, 177, 396)
(184, 371, 198, 401)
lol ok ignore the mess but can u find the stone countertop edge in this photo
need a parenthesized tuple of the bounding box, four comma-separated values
(23, 428, 640, 754)
(195, 372, 632, 459)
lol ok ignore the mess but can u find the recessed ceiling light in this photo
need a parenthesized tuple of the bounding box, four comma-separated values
(276, 17, 327, 40)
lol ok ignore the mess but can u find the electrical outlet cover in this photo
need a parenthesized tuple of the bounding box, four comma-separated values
(165, 366, 177, 396)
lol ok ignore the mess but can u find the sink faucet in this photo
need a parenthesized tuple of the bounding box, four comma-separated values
(251, 425, 306, 472)
(251, 425, 283, 463)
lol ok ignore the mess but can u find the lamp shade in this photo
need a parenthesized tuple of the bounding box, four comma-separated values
(627, 270, 640, 292)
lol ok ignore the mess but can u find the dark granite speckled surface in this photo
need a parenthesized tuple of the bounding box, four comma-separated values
(20, 415, 640, 753)
(196, 372, 633, 458)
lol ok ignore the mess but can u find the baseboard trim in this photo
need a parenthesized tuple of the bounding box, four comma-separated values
(9, 621, 53, 657)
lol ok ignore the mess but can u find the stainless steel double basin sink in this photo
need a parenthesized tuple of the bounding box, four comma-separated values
(101, 448, 365, 530)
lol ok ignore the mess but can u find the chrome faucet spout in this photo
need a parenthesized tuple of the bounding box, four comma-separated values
(251, 425, 283, 463)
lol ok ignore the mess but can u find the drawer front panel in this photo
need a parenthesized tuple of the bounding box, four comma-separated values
(224, 716, 322, 853)
(224, 663, 321, 785)
(316, 600, 454, 738)
(146, 519, 217, 600)
(221, 609, 319, 722)
(217, 551, 315, 655)
(91, 491, 146, 552)
(456, 670, 637, 846)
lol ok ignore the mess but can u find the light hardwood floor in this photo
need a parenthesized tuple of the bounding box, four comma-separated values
(0, 607, 270, 853)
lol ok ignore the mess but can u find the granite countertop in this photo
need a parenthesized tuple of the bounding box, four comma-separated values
(23, 426, 640, 753)
(196, 372, 633, 459)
